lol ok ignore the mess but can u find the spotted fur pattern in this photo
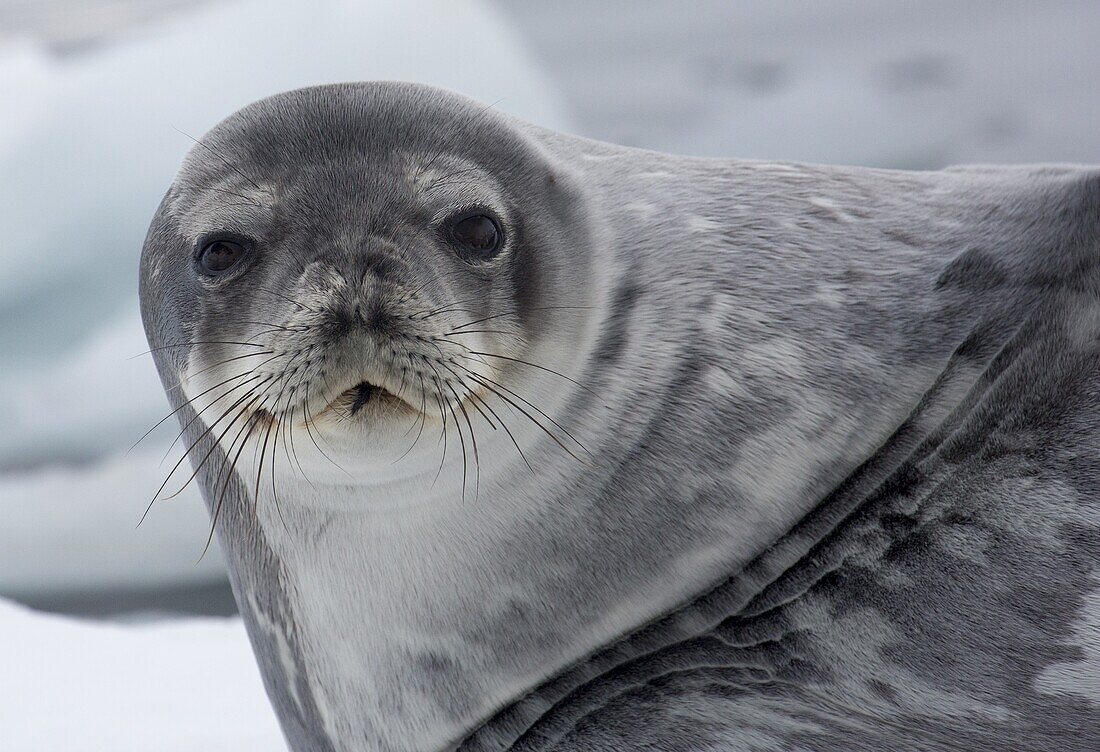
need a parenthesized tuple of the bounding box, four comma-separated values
(140, 83, 1100, 751)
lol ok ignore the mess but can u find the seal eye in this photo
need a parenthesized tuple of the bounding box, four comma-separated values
(198, 240, 245, 275)
(447, 213, 502, 261)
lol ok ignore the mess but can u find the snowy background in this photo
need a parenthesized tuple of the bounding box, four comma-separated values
(2, 0, 1099, 748)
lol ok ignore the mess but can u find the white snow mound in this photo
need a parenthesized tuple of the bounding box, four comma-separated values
(0, 597, 285, 752)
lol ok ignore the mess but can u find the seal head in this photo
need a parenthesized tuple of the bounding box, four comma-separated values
(144, 82, 594, 488)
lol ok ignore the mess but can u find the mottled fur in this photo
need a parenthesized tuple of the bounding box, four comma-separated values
(140, 82, 1100, 751)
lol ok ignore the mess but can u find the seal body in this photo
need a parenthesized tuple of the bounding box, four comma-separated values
(140, 82, 1100, 751)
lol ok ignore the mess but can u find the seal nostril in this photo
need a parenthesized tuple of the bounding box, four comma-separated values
(365, 299, 388, 332)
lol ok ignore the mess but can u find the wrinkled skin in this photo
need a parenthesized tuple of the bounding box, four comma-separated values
(140, 82, 1100, 751)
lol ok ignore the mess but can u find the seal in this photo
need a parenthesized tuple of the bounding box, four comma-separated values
(140, 82, 1100, 751)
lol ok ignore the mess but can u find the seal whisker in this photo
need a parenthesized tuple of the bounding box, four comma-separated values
(443, 378, 481, 499)
(400, 370, 430, 438)
(173, 126, 268, 195)
(131, 340, 268, 358)
(246, 327, 296, 341)
(395, 365, 411, 402)
(460, 350, 602, 400)
(212, 399, 270, 506)
(259, 353, 306, 506)
(460, 368, 593, 466)
(446, 305, 594, 333)
(442, 366, 531, 475)
(414, 303, 481, 321)
(166, 350, 278, 393)
(283, 360, 319, 489)
(139, 381, 271, 526)
(130, 369, 265, 454)
(200, 409, 263, 561)
(422, 178, 480, 193)
(423, 165, 482, 192)
(240, 320, 311, 338)
(299, 388, 353, 478)
(466, 369, 591, 456)
(266, 409, 292, 534)
(393, 279, 434, 313)
(392, 374, 432, 465)
(412, 292, 494, 319)
(253, 406, 276, 513)
(428, 375, 451, 487)
(468, 388, 532, 473)
(212, 200, 266, 210)
(442, 387, 470, 501)
(438, 363, 496, 430)
(442, 329, 522, 339)
(459, 387, 497, 431)
(151, 381, 271, 504)
(203, 185, 263, 207)
(404, 278, 434, 300)
(158, 376, 283, 503)
(253, 287, 319, 313)
(160, 352, 287, 462)
(283, 405, 312, 488)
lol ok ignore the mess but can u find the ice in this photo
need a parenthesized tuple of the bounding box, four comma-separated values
(504, 0, 1100, 166)
(0, 41, 63, 145)
(0, 313, 168, 470)
(695, 0, 1100, 167)
(0, 597, 285, 751)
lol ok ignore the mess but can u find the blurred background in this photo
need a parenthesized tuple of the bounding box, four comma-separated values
(2, 1, 1098, 748)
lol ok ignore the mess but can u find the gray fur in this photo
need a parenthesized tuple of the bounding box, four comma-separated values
(139, 82, 1100, 751)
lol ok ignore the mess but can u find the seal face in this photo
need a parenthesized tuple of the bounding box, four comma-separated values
(147, 84, 593, 496)
(141, 83, 1100, 752)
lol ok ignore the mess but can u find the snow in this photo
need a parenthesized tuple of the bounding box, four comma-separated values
(0, 0, 571, 600)
(0, 597, 285, 751)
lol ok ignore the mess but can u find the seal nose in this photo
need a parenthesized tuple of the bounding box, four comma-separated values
(312, 242, 410, 337)
(331, 296, 390, 336)
(361, 297, 391, 332)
